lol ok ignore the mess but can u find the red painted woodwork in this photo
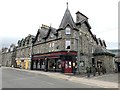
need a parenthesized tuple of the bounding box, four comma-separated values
(64, 61, 72, 73)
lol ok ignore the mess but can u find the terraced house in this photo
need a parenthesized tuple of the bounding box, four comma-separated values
(2, 44, 16, 67)
(31, 5, 115, 73)
(15, 34, 35, 70)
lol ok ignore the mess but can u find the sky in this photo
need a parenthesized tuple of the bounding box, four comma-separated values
(0, 0, 119, 49)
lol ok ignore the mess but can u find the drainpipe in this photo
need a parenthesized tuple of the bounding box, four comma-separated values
(77, 29, 81, 74)
(30, 40, 33, 70)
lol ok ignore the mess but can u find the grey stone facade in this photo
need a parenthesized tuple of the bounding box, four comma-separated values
(0, 50, 2, 64)
(2, 44, 16, 67)
(109, 49, 120, 72)
(31, 6, 115, 73)
(1, 4, 115, 73)
(15, 34, 34, 69)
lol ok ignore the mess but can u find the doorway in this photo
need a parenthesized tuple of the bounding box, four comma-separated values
(117, 62, 120, 72)
(64, 61, 72, 73)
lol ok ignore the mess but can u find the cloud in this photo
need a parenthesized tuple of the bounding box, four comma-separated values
(106, 42, 118, 49)
(0, 37, 21, 49)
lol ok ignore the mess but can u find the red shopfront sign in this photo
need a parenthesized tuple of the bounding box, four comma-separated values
(32, 51, 77, 60)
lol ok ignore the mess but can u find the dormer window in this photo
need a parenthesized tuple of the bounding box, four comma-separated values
(65, 27, 71, 34)
(50, 33, 54, 39)
(38, 35, 41, 42)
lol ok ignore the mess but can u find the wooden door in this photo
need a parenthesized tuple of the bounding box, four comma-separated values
(64, 61, 72, 73)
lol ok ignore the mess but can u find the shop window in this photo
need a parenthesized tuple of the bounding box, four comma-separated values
(48, 60, 55, 69)
(65, 27, 71, 34)
(56, 59, 61, 69)
(65, 40, 71, 49)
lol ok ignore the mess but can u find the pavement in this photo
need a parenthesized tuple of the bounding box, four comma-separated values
(2, 67, 119, 88)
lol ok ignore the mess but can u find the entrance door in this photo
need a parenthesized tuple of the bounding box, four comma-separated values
(64, 61, 72, 73)
(117, 62, 120, 72)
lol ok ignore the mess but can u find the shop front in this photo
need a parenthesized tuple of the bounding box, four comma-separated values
(15, 58, 31, 70)
(31, 51, 77, 73)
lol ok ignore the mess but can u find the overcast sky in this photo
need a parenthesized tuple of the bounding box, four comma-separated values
(0, 0, 118, 49)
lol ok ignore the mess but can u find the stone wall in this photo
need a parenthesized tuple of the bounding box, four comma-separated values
(94, 55, 115, 73)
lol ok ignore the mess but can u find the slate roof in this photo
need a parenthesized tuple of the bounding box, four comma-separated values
(50, 27, 57, 35)
(33, 26, 57, 43)
(93, 47, 115, 56)
(39, 26, 57, 39)
(39, 28, 49, 39)
(76, 11, 88, 23)
(59, 7, 77, 29)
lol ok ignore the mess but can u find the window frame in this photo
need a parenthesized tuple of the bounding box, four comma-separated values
(65, 40, 71, 50)
(65, 27, 71, 35)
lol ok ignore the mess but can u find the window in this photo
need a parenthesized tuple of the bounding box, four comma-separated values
(38, 35, 41, 42)
(75, 40, 78, 50)
(49, 43, 52, 52)
(65, 40, 71, 49)
(56, 46, 59, 49)
(52, 42, 54, 47)
(50, 33, 54, 39)
(92, 47, 94, 53)
(58, 31, 62, 37)
(80, 61, 84, 67)
(52, 42, 54, 51)
(65, 27, 71, 34)
(92, 58, 95, 65)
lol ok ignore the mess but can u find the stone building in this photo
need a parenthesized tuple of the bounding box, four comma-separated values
(2, 44, 16, 67)
(1, 3, 115, 74)
(31, 5, 115, 73)
(109, 49, 120, 72)
(0, 50, 2, 65)
(2, 47, 8, 66)
(15, 34, 35, 69)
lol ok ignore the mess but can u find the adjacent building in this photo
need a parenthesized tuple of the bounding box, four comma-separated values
(2, 44, 16, 67)
(0, 50, 2, 65)
(109, 49, 120, 72)
(15, 34, 35, 69)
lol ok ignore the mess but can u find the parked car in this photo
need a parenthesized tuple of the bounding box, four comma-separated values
(0, 64, 1, 67)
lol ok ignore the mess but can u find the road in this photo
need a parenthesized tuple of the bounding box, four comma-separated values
(2, 67, 101, 88)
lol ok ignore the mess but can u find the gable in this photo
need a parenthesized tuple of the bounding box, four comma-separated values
(46, 29, 56, 40)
